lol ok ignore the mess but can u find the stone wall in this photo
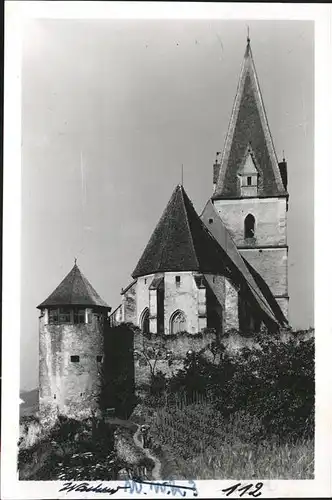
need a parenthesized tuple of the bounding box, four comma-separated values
(133, 330, 216, 387)
(39, 312, 105, 423)
(164, 271, 201, 335)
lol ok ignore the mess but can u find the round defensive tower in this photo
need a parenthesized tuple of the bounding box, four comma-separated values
(37, 262, 111, 423)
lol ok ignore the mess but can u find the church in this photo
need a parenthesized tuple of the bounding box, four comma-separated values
(37, 36, 289, 421)
(110, 36, 289, 336)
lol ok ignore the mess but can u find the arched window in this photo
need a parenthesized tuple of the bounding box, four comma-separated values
(141, 308, 150, 334)
(170, 310, 187, 334)
(244, 214, 255, 239)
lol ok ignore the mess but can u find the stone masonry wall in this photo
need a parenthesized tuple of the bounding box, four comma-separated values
(133, 328, 314, 389)
(133, 330, 216, 387)
(39, 312, 105, 423)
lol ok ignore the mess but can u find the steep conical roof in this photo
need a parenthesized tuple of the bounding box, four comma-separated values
(214, 38, 287, 199)
(37, 263, 110, 309)
(132, 185, 230, 278)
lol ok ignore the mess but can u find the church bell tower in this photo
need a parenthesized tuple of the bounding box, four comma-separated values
(212, 36, 289, 320)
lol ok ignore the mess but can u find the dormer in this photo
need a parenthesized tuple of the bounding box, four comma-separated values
(238, 147, 258, 197)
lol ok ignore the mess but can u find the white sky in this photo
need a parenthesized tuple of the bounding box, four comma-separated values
(21, 19, 314, 390)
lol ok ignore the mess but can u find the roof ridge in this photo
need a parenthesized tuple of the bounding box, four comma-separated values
(69, 264, 78, 305)
(155, 190, 177, 273)
(180, 187, 200, 270)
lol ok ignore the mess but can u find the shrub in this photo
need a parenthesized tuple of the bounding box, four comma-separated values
(167, 336, 314, 441)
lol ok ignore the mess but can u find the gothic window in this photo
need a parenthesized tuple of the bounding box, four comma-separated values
(247, 176, 252, 186)
(170, 310, 187, 334)
(244, 214, 255, 239)
(141, 308, 150, 334)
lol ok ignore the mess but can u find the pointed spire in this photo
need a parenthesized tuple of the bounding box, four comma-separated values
(245, 26, 251, 58)
(213, 35, 287, 199)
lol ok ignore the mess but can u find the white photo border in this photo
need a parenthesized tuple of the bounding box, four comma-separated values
(2, 2, 332, 498)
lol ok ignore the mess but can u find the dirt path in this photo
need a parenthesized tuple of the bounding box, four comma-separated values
(132, 426, 162, 480)
(106, 417, 162, 480)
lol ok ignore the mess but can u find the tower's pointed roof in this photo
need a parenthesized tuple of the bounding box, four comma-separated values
(37, 263, 110, 309)
(132, 185, 230, 278)
(214, 37, 287, 199)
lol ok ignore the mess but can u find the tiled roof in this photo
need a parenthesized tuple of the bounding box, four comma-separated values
(213, 39, 287, 199)
(132, 185, 232, 278)
(37, 264, 110, 309)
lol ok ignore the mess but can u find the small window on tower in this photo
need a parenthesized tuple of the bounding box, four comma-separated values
(74, 308, 85, 324)
(96, 355, 102, 362)
(71, 355, 80, 363)
(175, 276, 181, 286)
(49, 308, 59, 324)
(247, 176, 252, 186)
(59, 307, 71, 324)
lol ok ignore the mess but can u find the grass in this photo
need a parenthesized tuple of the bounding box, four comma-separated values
(143, 402, 314, 480)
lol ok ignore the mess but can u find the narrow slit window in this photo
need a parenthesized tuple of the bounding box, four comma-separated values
(175, 276, 181, 286)
(71, 355, 80, 363)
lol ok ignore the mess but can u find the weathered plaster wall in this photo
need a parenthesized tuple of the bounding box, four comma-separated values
(135, 272, 207, 335)
(136, 274, 155, 327)
(225, 278, 239, 331)
(39, 312, 105, 423)
(164, 271, 201, 335)
(122, 282, 137, 324)
(213, 197, 287, 248)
